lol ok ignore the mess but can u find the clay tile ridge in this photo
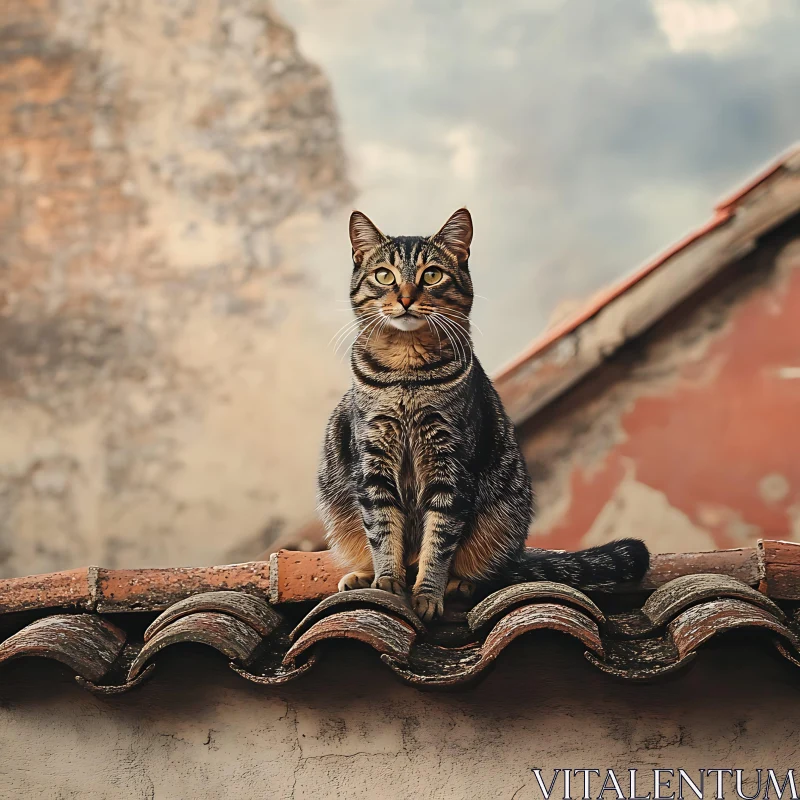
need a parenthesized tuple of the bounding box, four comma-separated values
(0, 540, 799, 616)
(0, 562, 271, 616)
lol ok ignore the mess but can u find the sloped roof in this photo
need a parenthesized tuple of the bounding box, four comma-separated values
(494, 144, 800, 426)
(1, 540, 799, 692)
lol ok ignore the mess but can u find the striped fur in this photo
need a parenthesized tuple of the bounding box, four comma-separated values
(317, 208, 649, 620)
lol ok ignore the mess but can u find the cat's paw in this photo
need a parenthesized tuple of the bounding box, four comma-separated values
(373, 576, 406, 597)
(412, 592, 444, 622)
(338, 571, 374, 591)
(445, 578, 476, 600)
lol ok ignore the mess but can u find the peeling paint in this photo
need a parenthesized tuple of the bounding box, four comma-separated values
(759, 473, 791, 504)
(581, 462, 717, 554)
(523, 224, 800, 553)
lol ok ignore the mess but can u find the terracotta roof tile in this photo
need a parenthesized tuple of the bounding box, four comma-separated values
(95, 562, 271, 613)
(268, 549, 343, 604)
(0, 614, 126, 683)
(1, 540, 799, 692)
(144, 590, 282, 640)
(759, 539, 800, 599)
(0, 546, 769, 617)
(0, 568, 94, 615)
(128, 611, 265, 682)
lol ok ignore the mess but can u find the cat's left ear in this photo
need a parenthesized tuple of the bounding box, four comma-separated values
(433, 208, 472, 264)
(350, 211, 386, 266)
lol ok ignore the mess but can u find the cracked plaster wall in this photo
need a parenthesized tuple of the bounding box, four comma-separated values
(0, 0, 353, 576)
(0, 641, 798, 799)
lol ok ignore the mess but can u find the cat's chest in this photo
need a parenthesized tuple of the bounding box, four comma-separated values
(360, 382, 433, 419)
(356, 389, 438, 450)
(370, 394, 447, 464)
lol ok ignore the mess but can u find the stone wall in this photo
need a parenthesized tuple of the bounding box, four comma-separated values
(0, 0, 352, 576)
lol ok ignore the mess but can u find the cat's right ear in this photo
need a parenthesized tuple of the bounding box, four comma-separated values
(349, 211, 386, 265)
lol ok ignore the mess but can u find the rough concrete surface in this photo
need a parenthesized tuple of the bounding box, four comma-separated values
(0, 0, 353, 576)
(0, 638, 798, 799)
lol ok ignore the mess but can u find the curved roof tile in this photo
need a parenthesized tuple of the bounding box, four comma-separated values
(1, 568, 796, 692)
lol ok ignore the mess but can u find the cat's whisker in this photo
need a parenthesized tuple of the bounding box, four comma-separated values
(355, 315, 389, 355)
(427, 316, 446, 358)
(332, 325, 368, 356)
(439, 308, 470, 320)
(428, 313, 458, 362)
(340, 315, 382, 356)
(433, 318, 457, 364)
(439, 308, 483, 336)
(333, 321, 376, 357)
(455, 324, 475, 369)
(365, 313, 389, 349)
(443, 316, 469, 366)
(433, 313, 466, 365)
(377, 316, 391, 344)
(346, 313, 386, 359)
(329, 314, 374, 348)
(425, 316, 442, 356)
(416, 305, 480, 338)
(331, 311, 382, 352)
(432, 312, 473, 369)
(329, 312, 374, 343)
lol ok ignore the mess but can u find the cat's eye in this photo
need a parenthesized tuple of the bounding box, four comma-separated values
(422, 267, 443, 285)
(374, 268, 395, 286)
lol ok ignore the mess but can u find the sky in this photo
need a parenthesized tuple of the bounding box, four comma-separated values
(275, 0, 800, 370)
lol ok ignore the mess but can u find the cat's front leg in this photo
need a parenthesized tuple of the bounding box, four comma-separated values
(413, 510, 465, 620)
(357, 416, 406, 596)
(412, 432, 474, 620)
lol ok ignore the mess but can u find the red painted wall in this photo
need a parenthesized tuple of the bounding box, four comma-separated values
(523, 233, 800, 553)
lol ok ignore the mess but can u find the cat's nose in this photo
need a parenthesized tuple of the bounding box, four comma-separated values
(399, 296, 413, 309)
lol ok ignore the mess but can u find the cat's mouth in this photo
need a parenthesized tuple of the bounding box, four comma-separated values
(388, 311, 426, 332)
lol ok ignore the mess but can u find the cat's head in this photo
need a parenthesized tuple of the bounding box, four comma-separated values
(348, 208, 474, 333)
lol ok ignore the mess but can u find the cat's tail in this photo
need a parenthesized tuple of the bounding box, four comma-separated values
(508, 538, 650, 588)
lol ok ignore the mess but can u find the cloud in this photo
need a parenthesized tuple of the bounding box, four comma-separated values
(652, 0, 783, 53)
(275, 0, 800, 368)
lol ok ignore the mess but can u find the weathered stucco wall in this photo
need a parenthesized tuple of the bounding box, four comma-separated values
(0, 639, 798, 798)
(0, 1, 352, 576)
(521, 221, 800, 554)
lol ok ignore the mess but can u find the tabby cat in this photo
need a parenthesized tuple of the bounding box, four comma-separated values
(317, 208, 649, 621)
